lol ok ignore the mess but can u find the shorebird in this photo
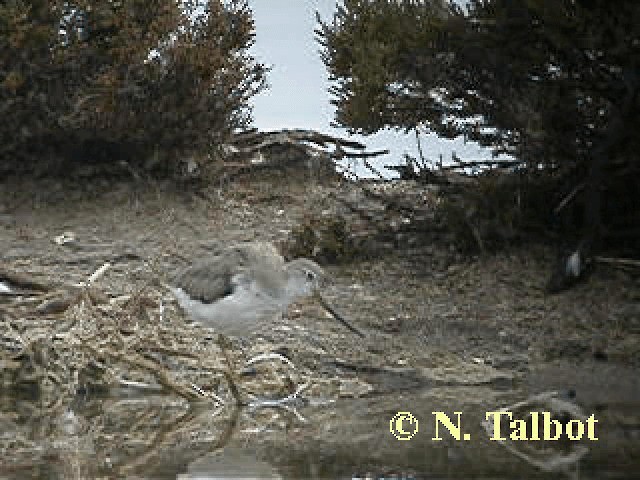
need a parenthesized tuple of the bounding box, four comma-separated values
(169, 242, 364, 338)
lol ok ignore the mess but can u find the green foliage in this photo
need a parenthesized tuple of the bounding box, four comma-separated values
(318, 0, 640, 253)
(1, 0, 267, 173)
(316, 0, 449, 133)
(317, 0, 640, 163)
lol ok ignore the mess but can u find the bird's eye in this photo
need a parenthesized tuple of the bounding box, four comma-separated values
(306, 270, 315, 281)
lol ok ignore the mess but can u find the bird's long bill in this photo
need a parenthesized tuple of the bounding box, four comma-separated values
(314, 290, 365, 338)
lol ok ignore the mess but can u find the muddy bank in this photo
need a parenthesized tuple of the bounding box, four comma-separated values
(1, 174, 638, 478)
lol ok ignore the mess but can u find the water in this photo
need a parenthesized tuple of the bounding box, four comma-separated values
(1, 382, 637, 479)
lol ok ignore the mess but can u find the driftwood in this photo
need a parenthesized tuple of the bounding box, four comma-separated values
(339, 149, 390, 159)
(232, 128, 367, 152)
(595, 256, 640, 269)
(360, 158, 387, 180)
(222, 128, 389, 173)
(441, 158, 523, 170)
(554, 183, 585, 215)
(0, 267, 58, 293)
(481, 391, 589, 473)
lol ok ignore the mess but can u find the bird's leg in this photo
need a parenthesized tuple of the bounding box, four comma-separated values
(216, 333, 245, 405)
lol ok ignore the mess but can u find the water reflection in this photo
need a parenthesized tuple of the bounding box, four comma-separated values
(178, 447, 282, 479)
(0, 386, 637, 479)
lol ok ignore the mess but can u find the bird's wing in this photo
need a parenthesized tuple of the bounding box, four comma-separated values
(170, 242, 285, 303)
(171, 253, 251, 304)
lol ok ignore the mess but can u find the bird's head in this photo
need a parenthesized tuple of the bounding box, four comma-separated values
(284, 258, 326, 295)
(284, 257, 365, 338)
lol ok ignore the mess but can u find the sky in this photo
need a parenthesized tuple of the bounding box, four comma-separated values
(248, 0, 496, 178)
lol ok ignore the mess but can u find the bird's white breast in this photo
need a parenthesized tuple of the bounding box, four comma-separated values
(170, 284, 288, 337)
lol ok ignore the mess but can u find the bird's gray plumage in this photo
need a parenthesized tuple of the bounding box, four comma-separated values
(171, 242, 292, 304)
(169, 242, 336, 336)
(169, 241, 365, 337)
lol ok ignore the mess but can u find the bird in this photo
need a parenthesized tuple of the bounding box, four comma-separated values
(169, 241, 364, 338)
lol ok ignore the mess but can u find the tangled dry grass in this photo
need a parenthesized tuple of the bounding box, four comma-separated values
(0, 262, 317, 411)
(0, 257, 338, 476)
